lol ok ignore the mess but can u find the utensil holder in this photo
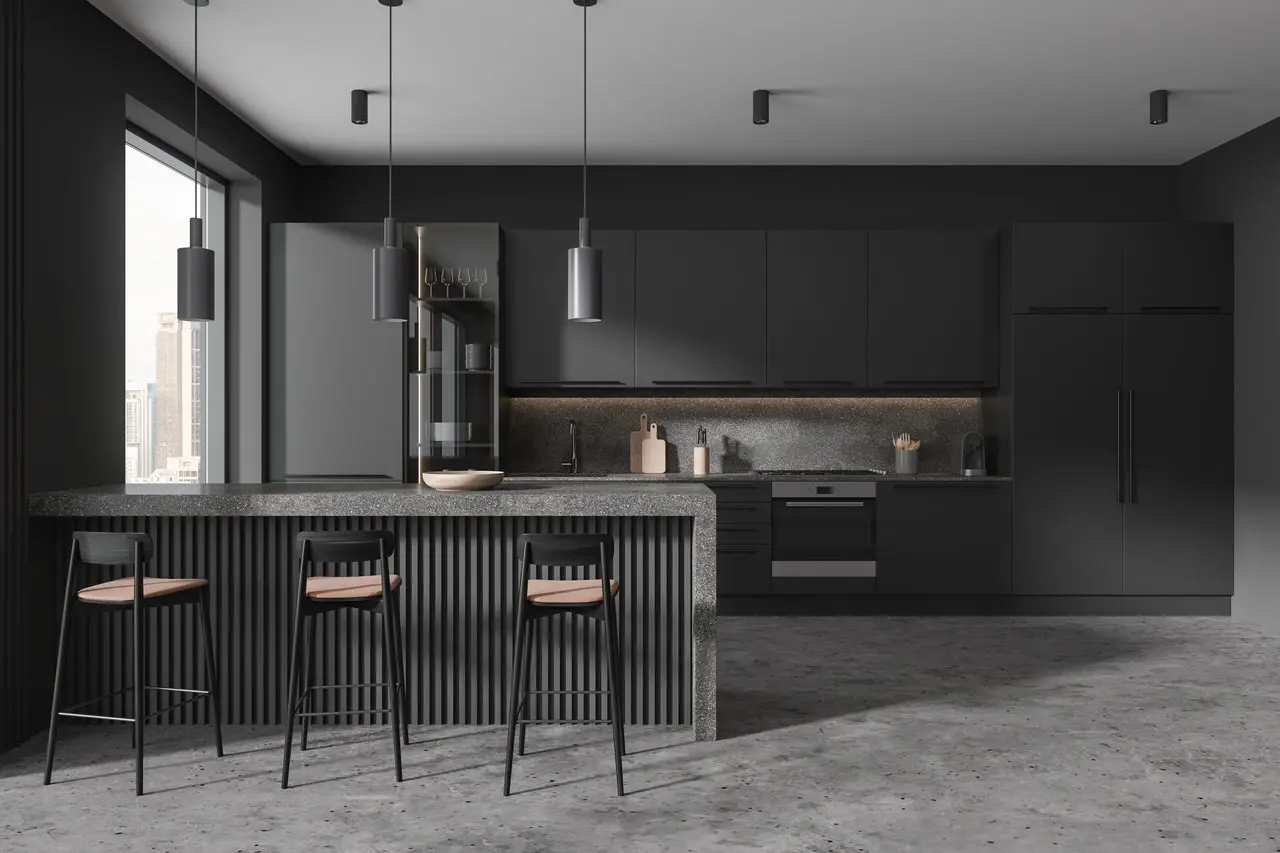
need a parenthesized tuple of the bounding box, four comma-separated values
(894, 449, 918, 475)
(693, 445, 710, 476)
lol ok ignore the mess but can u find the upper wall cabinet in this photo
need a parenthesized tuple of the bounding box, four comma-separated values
(1013, 222, 1233, 314)
(1012, 223, 1123, 313)
(635, 231, 767, 387)
(1122, 223, 1233, 313)
(765, 231, 868, 389)
(867, 229, 999, 389)
(504, 230, 636, 388)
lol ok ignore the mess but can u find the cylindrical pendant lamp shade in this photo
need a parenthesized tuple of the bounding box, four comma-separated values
(177, 217, 215, 321)
(351, 89, 369, 125)
(373, 217, 410, 322)
(1149, 89, 1169, 125)
(753, 89, 770, 125)
(568, 217, 602, 322)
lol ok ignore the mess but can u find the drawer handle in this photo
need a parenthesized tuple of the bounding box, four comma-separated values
(519, 380, 627, 385)
(717, 546, 763, 555)
(649, 379, 754, 386)
(890, 482, 1000, 489)
(783, 500, 866, 507)
(1027, 305, 1109, 314)
(882, 379, 982, 386)
(1138, 305, 1222, 313)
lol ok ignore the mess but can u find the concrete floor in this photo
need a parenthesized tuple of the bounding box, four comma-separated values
(4, 617, 1280, 852)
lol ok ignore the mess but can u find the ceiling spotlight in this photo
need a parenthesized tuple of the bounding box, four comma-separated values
(351, 89, 369, 125)
(1150, 89, 1169, 125)
(753, 89, 770, 125)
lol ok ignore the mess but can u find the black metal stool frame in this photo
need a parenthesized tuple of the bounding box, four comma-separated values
(44, 532, 223, 796)
(282, 531, 409, 789)
(503, 533, 626, 796)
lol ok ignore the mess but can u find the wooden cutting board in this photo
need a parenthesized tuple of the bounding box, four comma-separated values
(641, 423, 667, 474)
(629, 414, 650, 474)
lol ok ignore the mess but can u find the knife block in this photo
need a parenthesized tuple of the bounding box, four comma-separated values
(693, 445, 710, 476)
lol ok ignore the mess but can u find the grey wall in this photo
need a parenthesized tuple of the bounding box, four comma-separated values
(298, 165, 1179, 229)
(507, 397, 983, 475)
(1180, 115, 1280, 634)
(22, 0, 300, 493)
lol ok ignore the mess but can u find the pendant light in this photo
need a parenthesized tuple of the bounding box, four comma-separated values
(568, 0, 602, 322)
(1149, 89, 1169, 125)
(372, 0, 410, 322)
(177, 0, 214, 322)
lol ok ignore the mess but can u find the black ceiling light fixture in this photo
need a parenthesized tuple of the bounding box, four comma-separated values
(372, 0, 410, 322)
(753, 89, 770, 125)
(1150, 89, 1169, 125)
(568, 0, 602, 323)
(351, 89, 369, 125)
(177, 0, 214, 322)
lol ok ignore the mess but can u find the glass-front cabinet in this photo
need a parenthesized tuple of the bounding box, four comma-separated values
(408, 223, 501, 482)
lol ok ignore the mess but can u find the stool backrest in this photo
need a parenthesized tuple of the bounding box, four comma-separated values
(297, 530, 397, 565)
(516, 533, 614, 573)
(72, 531, 153, 567)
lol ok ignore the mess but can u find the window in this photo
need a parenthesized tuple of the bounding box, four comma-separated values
(124, 131, 225, 484)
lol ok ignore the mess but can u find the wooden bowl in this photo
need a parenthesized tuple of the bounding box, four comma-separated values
(421, 470, 504, 492)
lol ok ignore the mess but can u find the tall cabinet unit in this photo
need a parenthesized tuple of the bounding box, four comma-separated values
(1012, 223, 1233, 598)
(410, 224, 502, 482)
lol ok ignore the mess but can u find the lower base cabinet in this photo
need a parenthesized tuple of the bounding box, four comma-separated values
(876, 481, 1012, 594)
(716, 543, 771, 595)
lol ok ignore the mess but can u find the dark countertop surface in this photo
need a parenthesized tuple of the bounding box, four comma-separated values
(27, 481, 717, 517)
(507, 472, 1012, 483)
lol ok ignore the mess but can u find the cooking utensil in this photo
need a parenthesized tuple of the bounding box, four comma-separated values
(629, 414, 650, 473)
(421, 470, 504, 491)
(641, 423, 667, 474)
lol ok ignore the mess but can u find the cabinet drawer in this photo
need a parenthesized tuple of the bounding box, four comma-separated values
(714, 502, 770, 525)
(708, 482, 771, 503)
(717, 524, 771, 547)
(716, 544, 771, 595)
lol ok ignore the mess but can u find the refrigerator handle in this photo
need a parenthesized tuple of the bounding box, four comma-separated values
(1127, 389, 1136, 504)
(1116, 389, 1125, 503)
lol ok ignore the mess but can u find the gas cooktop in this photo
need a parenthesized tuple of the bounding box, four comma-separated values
(757, 468, 886, 477)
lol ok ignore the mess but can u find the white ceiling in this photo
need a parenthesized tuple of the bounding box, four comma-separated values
(90, 0, 1280, 166)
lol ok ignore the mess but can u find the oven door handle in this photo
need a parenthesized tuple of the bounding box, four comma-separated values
(782, 501, 867, 508)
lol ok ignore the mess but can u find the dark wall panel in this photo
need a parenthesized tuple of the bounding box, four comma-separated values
(298, 164, 1178, 230)
(1179, 115, 1280, 632)
(22, 0, 300, 494)
(39, 515, 693, 727)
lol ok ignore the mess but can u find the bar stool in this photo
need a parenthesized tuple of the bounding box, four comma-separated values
(282, 530, 409, 788)
(44, 531, 223, 796)
(503, 532, 626, 796)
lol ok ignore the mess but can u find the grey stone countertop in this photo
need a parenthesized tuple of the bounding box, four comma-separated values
(27, 481, 718, 518)
(508, 472, 1012, 483)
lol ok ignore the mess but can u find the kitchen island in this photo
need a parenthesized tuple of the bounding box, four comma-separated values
(28, 481, 717, 740)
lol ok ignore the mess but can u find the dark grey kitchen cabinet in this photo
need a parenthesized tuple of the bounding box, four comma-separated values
(877, 481, 1012, 594)
(716, 544, 772, 595)
(1013, 313, 1233, 597)
(1013, 315, 1125, 595)
(766, 231, 868, 388)
(635, 231, 767, 387)
(1122, 223, 1233, 314)
(867, 230, 999, 388)
(268, 223, 404, 482)
(1123, 315, 1233, 594)
(710, 483, 771, 595)
(1012, 223, 1123, 313)
(503, 229, 636, 388)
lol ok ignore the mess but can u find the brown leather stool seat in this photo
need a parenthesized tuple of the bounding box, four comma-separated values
(78, 576, 210, 603)
(526, 578, 619, 606)
(306, 575, 402, 600)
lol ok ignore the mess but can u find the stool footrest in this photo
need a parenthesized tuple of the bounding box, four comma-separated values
(295, 708, 393, 718)
(515, 717, 616, 726)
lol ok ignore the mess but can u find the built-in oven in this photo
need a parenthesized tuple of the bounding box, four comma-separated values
(770, 481, 876, 593)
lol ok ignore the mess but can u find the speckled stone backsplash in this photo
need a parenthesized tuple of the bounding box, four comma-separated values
(507, 397, 984, 474)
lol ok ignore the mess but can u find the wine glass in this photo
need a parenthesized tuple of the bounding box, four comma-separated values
(441, 267, 455, 299)
(424, 265, 438, 299)
(457, 267, 472, 300)
(474, 267, 488, 300)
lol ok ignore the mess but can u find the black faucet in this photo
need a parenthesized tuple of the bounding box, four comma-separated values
(561, 419, 580, 474)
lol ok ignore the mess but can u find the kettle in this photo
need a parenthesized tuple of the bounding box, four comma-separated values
(959, 432, 987, 478)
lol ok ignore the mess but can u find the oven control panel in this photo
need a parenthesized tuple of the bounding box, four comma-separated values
(771, 481, 876, 499)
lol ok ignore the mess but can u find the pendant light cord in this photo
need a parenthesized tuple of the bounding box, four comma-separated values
(192, 0, 200, 222)
(388, 1, 393, 221)
(581, 0, 587, 221)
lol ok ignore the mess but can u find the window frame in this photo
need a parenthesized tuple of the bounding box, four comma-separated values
(125, 128, 228, 484)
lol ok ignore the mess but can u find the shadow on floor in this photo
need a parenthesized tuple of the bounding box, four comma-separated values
(715, 616, 1175, 739)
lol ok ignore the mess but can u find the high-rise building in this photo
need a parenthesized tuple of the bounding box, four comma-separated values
(124, 382, 153, 482)
(153, 312, 204, 482)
